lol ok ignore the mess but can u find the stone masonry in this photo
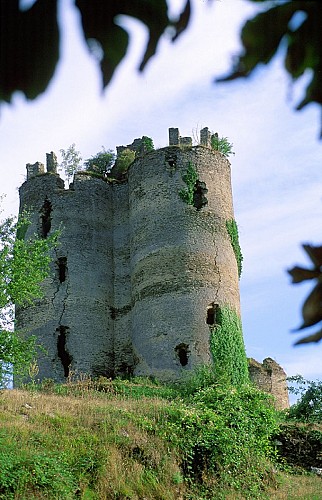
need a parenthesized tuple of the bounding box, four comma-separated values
(17, 127, 244, 384)
(248, 358, 290, 409)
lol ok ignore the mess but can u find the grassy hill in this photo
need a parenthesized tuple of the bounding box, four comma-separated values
(0, 374, 321, 499)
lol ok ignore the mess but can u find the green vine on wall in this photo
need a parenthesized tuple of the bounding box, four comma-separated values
(226, 219, 243, 278)
(179, 162, 198, 205)
(210, 306, 249, 387)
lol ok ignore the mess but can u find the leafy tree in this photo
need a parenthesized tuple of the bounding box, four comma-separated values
(287, 375, 322, 423)
(84, 147, 115, 177)
(59, 144, 82, 184)
(0, 205, 58, 387)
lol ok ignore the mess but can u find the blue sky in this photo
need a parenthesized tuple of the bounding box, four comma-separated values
(1, 0, 321, 382)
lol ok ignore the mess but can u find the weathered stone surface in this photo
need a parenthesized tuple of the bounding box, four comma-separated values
(17, 129, 242, 384)
(248, 357, 290, 409)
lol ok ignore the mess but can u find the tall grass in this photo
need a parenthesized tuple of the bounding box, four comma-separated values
(0, 374, 321, 499)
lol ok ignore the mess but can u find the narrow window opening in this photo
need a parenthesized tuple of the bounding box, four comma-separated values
(56, 326, 72, 377)
(57, 257, 67, 283)
(193, 180, 208, 210)
(165, 153, 177, 174)
(206, 303, 217, 326)
(175, 343, 190, 366)
(40, 198, 52, 238)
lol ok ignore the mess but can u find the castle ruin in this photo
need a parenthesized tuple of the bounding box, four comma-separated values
(17, 127, 243, 382)
(16, 126, 289, 408)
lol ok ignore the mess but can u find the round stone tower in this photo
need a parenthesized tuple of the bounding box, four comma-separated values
(18, 157, 114, 382)
(128, 128, 240, 379)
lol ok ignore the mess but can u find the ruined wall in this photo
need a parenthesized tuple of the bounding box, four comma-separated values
(17, 127, 243, 384)
(248, 358, 290, 410)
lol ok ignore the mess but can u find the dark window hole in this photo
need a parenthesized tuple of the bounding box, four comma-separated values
(40, 198, 52, 238)
(57, 257, 67, 283)
(206, 303, 217, 326)
(175, 343, 190, 366)
(193, 180, 208, 210)
(56, 326, 72, 377)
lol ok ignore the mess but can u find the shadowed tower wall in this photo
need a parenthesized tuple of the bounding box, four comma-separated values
(16, 127, 242, 383)
(18, 167, 114, 381)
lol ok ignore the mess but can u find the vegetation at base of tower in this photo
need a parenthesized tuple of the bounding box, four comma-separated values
(0, 373, 287, 499)
(84, 147, 115, 177)
(59, 144, 82, 185)
(226, 219, 243, 277)
(178, 162, 198, 205)
(0, 205, 58, 387)
(210, 306, 249, 387)
(2, 372, 322, 499)
(211, 134, 235, 158)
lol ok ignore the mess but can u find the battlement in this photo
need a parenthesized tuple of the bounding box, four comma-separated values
(26, 152, 58, 180)
(168, 126, 216, 148)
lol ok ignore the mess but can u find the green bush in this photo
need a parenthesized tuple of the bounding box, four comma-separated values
(111, 148, 136, 179)
(287, 375, 322, 423)
(141, 136, 154, 152)
(275, 423, 322, 469)
(84, 147, 115, 177)
(211, 134, 235, 157)
(154, 383, 278, 496)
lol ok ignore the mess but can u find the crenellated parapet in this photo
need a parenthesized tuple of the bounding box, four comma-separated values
(26, 151, 58, 180)
(168, 126, 218, 148)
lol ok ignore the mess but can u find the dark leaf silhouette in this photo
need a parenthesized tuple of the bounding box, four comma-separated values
(0, 0, 190, 102)
(297, 282, 322, 330)
(288, 266, 320, 284)
(295, 329, 322, 345)
(289, 244, 322, 345)
(217, 1, 322, 135)
(302, 244, 322, 267)
(0, 0, 59, 103)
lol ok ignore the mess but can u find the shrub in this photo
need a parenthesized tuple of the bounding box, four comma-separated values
(287, 375, 322, 423)
(155, 383, 278, 496)
(111, 148, 136, 179)
(84, 148, 115, 177)
(211, 134, 235, 157)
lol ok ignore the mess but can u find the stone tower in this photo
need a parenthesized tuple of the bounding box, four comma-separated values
(17, 127, 242, 383)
